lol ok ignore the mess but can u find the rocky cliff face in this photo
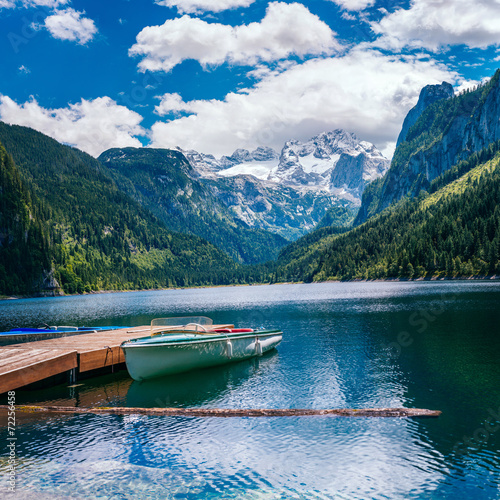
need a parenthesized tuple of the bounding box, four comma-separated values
(357, 70, 500, 224)
(203, 174, 346, 240)
(328, 140, 388, 196)
(396, 82, 454, 147)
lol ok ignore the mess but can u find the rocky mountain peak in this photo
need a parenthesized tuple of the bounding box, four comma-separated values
(269, 130, 389, 200)
(396, 81, 454, 146)
(251, 146, 279, 161)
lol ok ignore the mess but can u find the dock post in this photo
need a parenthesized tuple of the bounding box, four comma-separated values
(68, 368, 77, 385)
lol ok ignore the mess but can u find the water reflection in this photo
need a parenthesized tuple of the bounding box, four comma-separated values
(126, 351, 279, 408)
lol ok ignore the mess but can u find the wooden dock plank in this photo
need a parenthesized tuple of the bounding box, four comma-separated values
(0, 348, 67, 369)
(0, 350, 77, 394)
(0, 349, 64, 371)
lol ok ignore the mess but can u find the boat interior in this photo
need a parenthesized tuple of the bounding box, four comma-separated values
(150, 317, 254, 337)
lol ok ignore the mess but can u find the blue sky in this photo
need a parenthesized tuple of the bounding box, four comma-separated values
(0, 0, 499, 159)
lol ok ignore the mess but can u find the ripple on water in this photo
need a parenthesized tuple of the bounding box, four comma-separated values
(0, 413, 452, 500)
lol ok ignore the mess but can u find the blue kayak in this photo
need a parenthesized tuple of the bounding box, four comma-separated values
(0, 325, 126, 345)
(1, 326, 124, 335)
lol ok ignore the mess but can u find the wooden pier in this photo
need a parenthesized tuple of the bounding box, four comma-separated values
(0, 326, 151, 394)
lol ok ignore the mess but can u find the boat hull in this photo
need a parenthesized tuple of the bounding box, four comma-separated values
(122, 330, 282, 381)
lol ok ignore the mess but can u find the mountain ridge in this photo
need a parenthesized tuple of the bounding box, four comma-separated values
(98, 147, 289, 265)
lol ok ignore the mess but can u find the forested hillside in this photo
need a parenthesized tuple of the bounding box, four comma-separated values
(99, 147, 288, 265)
(0, 123, 241, 294)
(0, 142, 51, 294)
(275, 150, 500, 282)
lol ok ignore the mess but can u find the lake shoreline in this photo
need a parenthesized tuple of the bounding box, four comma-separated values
(2, 273, 499, 300)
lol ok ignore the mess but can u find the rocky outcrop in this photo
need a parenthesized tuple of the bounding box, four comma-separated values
(396, 82, 454, 147)
(330, 152, 378, 192)
(219, 146, 279, 168)
(329, 142, 388, 196)
(181, 150, 222, 178)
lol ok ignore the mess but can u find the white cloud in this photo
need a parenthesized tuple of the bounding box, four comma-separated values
(155, 0, 255, 14)
(44, 8, 97, 44)
(372, 0, 500, 51)
(341, 11, 357, 20)
(129, 2, 340, 72)
(0, 0, 69, 8)
(150, 49, 457, 157)
(27, 0, 68, 6)
(18, 65, 30, 73)
(329, 0, 374, 11)
(154, 92, 192, 115)
(0, 95, 145, 157)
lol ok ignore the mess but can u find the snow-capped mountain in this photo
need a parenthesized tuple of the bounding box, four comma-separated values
(178, 130, 389, 239)
(185, 130, 389, 204)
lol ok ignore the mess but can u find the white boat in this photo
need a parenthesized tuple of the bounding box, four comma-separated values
(121, 316, 283, 381)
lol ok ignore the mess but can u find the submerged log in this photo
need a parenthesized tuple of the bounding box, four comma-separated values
(0, 405, 441, 418)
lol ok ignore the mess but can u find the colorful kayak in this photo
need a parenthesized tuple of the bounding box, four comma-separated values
(0, 325, 125, 345)
(121, 316, 283, 381)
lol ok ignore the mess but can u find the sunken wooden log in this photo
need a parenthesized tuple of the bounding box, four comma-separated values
(0, 405, 441, 418)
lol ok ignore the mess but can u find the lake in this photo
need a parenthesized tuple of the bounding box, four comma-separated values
(1, 281, 499, 499)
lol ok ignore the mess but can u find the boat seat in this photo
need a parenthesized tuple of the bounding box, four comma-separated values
(212, 328, 254, 333)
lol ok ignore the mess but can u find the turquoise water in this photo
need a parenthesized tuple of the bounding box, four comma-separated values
(1, 281, 500, 499)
